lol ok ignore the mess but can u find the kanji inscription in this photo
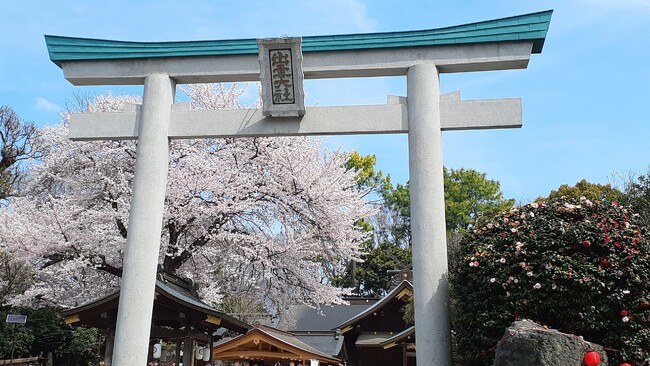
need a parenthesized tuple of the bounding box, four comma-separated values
(258, 37, 305, 117)
(269, 49, 294, 104)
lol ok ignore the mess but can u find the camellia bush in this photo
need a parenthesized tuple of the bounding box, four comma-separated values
(451, 197, 650, 365)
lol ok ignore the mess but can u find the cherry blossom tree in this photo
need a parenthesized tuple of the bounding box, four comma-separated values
(0, 105, 40, 199)
(0, 84, 373, 314)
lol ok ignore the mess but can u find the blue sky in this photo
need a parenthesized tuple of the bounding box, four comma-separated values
(1, 0, 649, 203)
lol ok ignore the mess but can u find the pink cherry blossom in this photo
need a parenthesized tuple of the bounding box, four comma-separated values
(0, 87, 374, 313)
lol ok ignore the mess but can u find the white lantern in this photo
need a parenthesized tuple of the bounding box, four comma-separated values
(153, 343, 162, 359)
(195, 346, 204, 360)
(203, 346, 210, 361)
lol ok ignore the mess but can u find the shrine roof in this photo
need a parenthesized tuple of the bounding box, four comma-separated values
(276, 300, 377, 331)
(291, 332, 345, 358)
(60, 272, 251, 334)
(45, 10, 552, 67)
(212, 324, 342, 364)
(335, 281, 413, 331)
(380, 326, 415, 348)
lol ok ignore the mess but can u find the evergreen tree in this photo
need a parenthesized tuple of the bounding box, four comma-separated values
(344, 156, 514, 295)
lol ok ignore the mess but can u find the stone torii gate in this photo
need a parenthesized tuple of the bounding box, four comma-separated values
(45, 10, 552, 366)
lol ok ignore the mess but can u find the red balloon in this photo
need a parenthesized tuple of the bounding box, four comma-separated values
(583, 351, 601, 366)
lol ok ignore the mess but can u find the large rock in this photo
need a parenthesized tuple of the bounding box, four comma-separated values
(493, 320, 608, 366)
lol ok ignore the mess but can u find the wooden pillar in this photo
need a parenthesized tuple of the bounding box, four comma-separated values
(104, 329, 114, 366)
(183, 338, 192, 366)
(175, 342, 182, 366)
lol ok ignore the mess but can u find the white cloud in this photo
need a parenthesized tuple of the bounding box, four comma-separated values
(36, 97, 60, 112)
(576, 0, 650, 12)
(288, 0, 379, 35)
(337, 0, 378, 32)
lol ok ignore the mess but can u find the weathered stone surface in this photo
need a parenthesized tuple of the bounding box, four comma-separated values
(493, 320, 608, 366)
(257, 37, 305, 117)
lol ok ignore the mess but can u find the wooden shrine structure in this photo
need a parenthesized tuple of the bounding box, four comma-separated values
(334, 281, 414, 366)
(211, 324, 342, 366)
(228, 281, 416, 366)
(61, 272, 250, 365)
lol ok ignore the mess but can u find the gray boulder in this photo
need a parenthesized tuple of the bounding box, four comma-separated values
(493, 320, 608, 366)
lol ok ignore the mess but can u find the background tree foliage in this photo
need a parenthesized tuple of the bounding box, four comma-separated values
(444, 168, 515, 233)
(547, 175, 650, 228)
(0, 307, 99, 365)
(0, 106, 38, 309)
(343, 156, 514, 296)
(548, 178, 625, 203)
(345, 152, 391, 198)
(0, 106, 39, 199)
(623, 170, 650, 229)
(0, 251, 33, 305)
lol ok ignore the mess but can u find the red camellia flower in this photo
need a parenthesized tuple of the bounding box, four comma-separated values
(582, 351, 601, 366)
(620, 309, 628, 316)
(604, 235, 611, 243)
(601, 258, 609, 266)
(582, 240, 591, 248)
(500, 232, 507, 238)
(642, 301, 649, 309)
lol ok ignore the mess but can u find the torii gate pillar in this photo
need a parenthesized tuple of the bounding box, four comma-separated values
(45, 10, 552, 366)
(111, 74, 174, 366)
(408, 63, 452, 363)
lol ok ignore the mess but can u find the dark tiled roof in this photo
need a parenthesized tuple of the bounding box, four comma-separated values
(60, 273, 250, 333)
(336, 281, 412, 330)
(213, 325, 342, 364)
(276, 301, 376, 331)
(155, 277, 251, 333)
(380, 326, 415, 347)
(355, 332, 395, 347)
(292, 333, 344, 357)
(257, 326, 337, 361)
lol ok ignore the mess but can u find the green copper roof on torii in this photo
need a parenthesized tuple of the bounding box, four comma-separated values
(44, 10, 553, 67)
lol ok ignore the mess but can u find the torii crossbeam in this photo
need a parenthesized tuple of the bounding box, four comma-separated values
(45, 10, 552, 366)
